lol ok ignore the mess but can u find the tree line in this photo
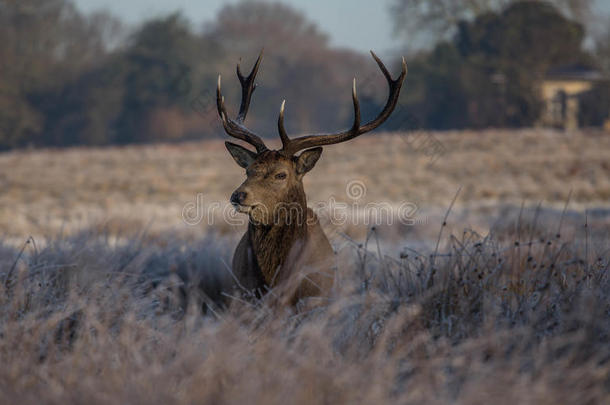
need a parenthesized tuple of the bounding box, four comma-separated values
(0, 0, 608, 150)
(393, 1, 609, 130)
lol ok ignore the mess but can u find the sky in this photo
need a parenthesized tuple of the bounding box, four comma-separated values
(72, 0, 402, 54)
(73, 0, 610, 54)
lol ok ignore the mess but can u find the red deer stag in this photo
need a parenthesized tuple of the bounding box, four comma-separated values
(217, 50, 407, 305)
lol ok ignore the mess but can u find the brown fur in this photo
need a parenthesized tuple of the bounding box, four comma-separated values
(219, 51, 406, 306)
(228, 149, 334, 305)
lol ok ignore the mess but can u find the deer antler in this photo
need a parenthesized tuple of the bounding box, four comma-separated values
(278, 51, 407, 156)
(217, 50, 268, 153)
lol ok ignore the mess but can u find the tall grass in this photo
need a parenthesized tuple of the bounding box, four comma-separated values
(0, 211, 609, 404)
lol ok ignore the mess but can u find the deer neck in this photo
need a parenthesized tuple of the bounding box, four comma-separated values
(247, 192, 308, 286)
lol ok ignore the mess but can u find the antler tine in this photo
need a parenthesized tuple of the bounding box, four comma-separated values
(280, 52, 407, 156)
(358, 52, 407, 134)
(278, 100, 290, 149)
(236, 49, 263, 123)
(351, 78, 361, 131)
(370, 50, 392, 82)
(216, 51, 267, 153)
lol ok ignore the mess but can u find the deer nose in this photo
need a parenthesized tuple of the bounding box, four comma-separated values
(231, 191, 247, 205)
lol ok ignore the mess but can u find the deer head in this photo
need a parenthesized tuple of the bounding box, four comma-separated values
(218, 50, 407, 226)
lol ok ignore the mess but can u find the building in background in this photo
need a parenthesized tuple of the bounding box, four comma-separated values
(539, 65, 608, 130)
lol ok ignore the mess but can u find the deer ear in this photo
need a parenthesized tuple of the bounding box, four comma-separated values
(296, 147, 323, 175)
(225, 142, 257, 168)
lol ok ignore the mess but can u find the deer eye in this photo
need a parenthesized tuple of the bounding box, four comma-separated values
(275, 172, 287, 180)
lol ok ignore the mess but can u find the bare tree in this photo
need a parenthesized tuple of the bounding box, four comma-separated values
(0, 0, 122, 148)
(206, 1, 329, 59)
(594, 18, 610, 73)
(390, 0, 594, 50)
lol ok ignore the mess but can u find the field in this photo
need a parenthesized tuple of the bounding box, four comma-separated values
(1, 129, 610, 403)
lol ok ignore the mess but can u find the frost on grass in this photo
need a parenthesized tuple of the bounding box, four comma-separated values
(0, 212, 609, 404)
